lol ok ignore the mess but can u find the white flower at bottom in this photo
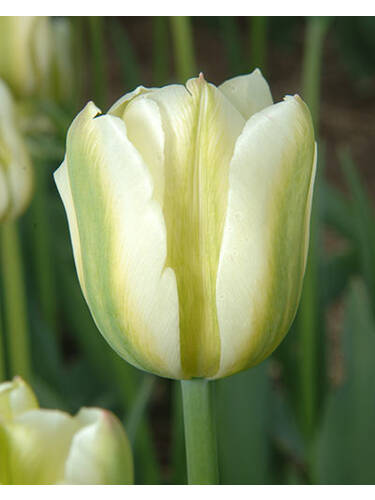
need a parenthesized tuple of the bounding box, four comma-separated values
(0, 377, 133, 485)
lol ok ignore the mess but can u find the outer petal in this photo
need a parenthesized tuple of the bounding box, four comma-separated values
(219, 68, 273, 120)
(54, 159, 86, 295)
(215, 95, 316, 379)
(54, 102, 181, 378)
(0, 377, 39, 422)
(1, 409, 79, 484)
(64, 408, 133, 484)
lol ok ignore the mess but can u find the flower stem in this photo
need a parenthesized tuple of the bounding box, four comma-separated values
(249, 16, 268, 73)
(1, 221, 31, 380)
(0, 305, 5, 381)
(298, 17, 330, 476)
(170, 16, 196, 83)
(181, 378, 219, 484)
(88, 16, 108, 109)
(302, 16, 330, 129)
(153, 17, 169, 86)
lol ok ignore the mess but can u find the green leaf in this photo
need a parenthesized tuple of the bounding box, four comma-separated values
(219, 17, 244, 76)
(109, 19, 141, 92)
(340, 149, 375, 306)
(215, 362, 270, 484)
(314, 280, 375, 484)
(321, 180, 356, 241)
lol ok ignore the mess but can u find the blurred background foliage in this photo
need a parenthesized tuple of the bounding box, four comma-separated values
(1, 16, 375, 484)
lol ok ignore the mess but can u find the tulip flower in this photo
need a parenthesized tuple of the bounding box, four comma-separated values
(0, 79, 33, 222)
(0, 377, 134, 484)
(0, 16, 73, 102)
(54, 69, 316, 381)
(0, 17, 52, 99)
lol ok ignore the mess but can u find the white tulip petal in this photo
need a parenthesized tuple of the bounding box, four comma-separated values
(64, 408, 133, 484)
(3, 409, 78, 484)
(122, 96, 165, 206)
(0, 17, 37, 96)
(0, 377, 39, 422)
(215, 95, 315, 378)
(108, 85, 154, 117)
(219, 68, 273, 120)
(54, 159, 86, 296)
(55, 102, 181, 378)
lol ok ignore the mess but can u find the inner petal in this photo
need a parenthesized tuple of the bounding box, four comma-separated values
(145, 77, 245, 377)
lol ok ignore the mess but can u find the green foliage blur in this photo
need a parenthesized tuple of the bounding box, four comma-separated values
(1, 16, 375, 484)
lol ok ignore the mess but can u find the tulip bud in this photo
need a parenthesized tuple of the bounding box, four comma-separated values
(54, 69, 316, 380)
(0, 17, 52, 99)
(0, 80, 33, 222)
(0, 377, 133, 484)
(0, 16, 73, 104)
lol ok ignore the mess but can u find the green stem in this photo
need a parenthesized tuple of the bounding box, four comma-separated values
(302, 17, 330, 129)
(153, 17, 169, 85)
(72, 16, 85, 111)
(249, 16, 268, 73)
(170, 16, 196, 82)
(88, 16, 108, 108)
(1, 221, 31, 380)
(219, 17, 244, 75)
(0, 303, 5, 381)
(298, 15, 330, 467)
(110, 19, 141, 91)
(181, 379, 219, 484)
(170, 381, 187, 484)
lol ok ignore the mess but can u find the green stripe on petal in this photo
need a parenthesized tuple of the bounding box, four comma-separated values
(55, 102, 182, 379)
(214, 95, 316, 379)
(147, 76, 245, 377)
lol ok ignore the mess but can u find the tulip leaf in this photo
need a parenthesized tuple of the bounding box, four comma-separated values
(340, 149, 375, 307)
(314, 279, 375, 484)
(153, 17, 170, 86)
(219, 17, 245, 76)
(215, 362, 270, 484)
(110, 18, 141, 92)
(321, 180, 356, 241)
